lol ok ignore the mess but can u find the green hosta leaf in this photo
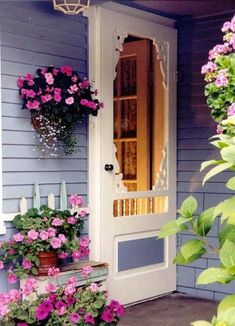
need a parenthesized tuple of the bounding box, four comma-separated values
(200, 160, 224, 171)
(197, 267, 234, 285)
(191, 321, 212, 326)
(181, 239, 205, 260)
(220, 240, 235, 269)
(226, 176, 235, 190)
(218, 295, 235, 315)
(195, 207, 215, 236)
(221, 145, 235, 164)
(174, 247, 206, 265)
(177, 216, 193, 225)
(214, 196, 235, 223)
(177, 196, 197, 218)
(173, 251, 188, 265)
(158, 220, 187, 239)
(202, 162, 234, 186)
(219, 225, 235, 247)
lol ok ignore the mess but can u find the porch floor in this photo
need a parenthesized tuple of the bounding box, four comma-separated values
(119, 293, 217, 326)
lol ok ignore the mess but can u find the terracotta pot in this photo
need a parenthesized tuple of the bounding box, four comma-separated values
(37, 251, 58, 276)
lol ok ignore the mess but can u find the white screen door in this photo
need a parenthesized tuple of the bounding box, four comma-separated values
(88, 5, 177, 305)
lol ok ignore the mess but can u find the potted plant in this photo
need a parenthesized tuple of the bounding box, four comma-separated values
(17, 66, 103, 157)
(0, 275, 124, 325)
(0, 195, 89, 280)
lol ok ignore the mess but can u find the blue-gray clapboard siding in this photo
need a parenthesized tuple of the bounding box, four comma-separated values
(177, 11, 235, 300)
(0, 1, 89, 292)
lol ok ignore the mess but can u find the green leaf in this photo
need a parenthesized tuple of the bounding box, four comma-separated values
(200, 160, 224, 171)
(177, 196, 197, 218)
(158, 220, 187, 239)
(174, 247, 206, 265)
(191, 321, 212, 326)
(195, 207, 215, 237)
(218, 295, 235, 315)
(226, 176, 235, 190)
(214, 196, 235, 223)
(219, 225, 235, 247)
(220, 240, 235, 269)
(177, 216, 193, 225)
(181, 240, 205, 260)
(197, 267, 233, 285)
(202, 162, 234, 185)
(221, 145, 235, 164)
(173, 251, 188, 265)
(216, 307, 235, 324)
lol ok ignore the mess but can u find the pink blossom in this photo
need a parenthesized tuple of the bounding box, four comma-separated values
(26, 89, 36, 98)
(39, 230, 49, 241)
(80, 246, 90, 257)
(67, 216, 77, 224)
(22, 259, 32, 270)
(47, 227, 56, 238)
(81, 265, 93, 278)
(28, 80, 34, 86)
(215, 70, 228, 87)
(22, 277, 38, 296)
(68, 84, 78, 94)
(201, 61, 217, 74)
(17, 77, 24, 87)
(101, 310, 115, 323)
(9, 289, 21, 303)
(48, 266, 60, 278)
(53, 68, 59, 75)
(58, 234, 67, 243)
(66, 295, 75, 305)
(54, 87, 61, 94)
(69, 194, 84, 207)
(20, 88, 27, 98)
(0, 261, 4, 269)
(36, 303, 51, 320)
(80, 98, 89, 106)
(26, 100, 40, 110)
(13, 232, 24, 242)
(45, 72, 54, 85)
(9, 248, 15, 255)
(228, 103, 235, 116)
(71, 75, 78, 82)
(89, 282, 99, 292)
(45, 283, 57, 293)
(231, 15, 235, 32)
(79, 209, 89, 218)
(229, 34, 235, 49)
(72, 250, 81, 260)
(88, 101, 97, 109)
(61, 65, 72, 76)
(55, 300, 67, 312)
(40, 68, 47, 75)
(50, 237, 62, 249)
(41, 94, 53, 103)
(209, 43, 232, 59)
(52, 217, 63, 226)
(70, 313, 80, 323)
(58, 251, 69, 259)
(7, 272, 18, 284)
(0, 305, 9, 317)
(222, 21, 231, 32)
(67, 276, 77, 285)
(18, 323, 28, 326)
(94, 89, 98, 96)
(64, 283, 76, 296)
(80, 79, 90, 88)
(65, 96, 74, 105)
(80, 236, 89, 247)
(54, 93, 62, 102)
(25, 73, 33, 81)
(28, 229, 39, 240)
(84, 313, 95, 325)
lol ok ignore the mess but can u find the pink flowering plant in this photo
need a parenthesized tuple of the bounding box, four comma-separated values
(17, 66, 103, 157)
(202, 15, 235, 129)
(0, 195, 89, 280)
(0, 276, 124, 325)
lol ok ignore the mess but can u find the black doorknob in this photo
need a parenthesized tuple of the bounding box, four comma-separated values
(104, 164, 114, 171)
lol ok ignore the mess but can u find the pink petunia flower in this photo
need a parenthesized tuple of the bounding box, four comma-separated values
(89, 282, 99, 292)
(22, 259, 32, 270)
(26, 100, 40, 110)
(69, 194, 83, 207)
(80, 236, 89, 247)
(50, 237, 62, 249)
(47, 227, 56, 238)
(81, 265, 93, 278)
(45, 283, 57, 294)
(70, 313, 80, 323)
(47, 266, 60, 278)
(41, 94, 53, 103)
(61, 65, 72, 76)
(39, 230, 49, 241)
(13, 232, 24, 242)
(7, 272, 18, 284)
(101, 309, 115, 323)
(58, 234, 67, 244)
(26, 89, 36, 98)
(84, 313, 95, 325)
(52, 217, 63, 227)
(17, 77, 24, 87)
(45, 72, 54, 85)
(65, 96, 74, 105)
(67, 216, 77, 224)
(28, 229, 39, 240)
(72, 250, 81, 260)
(54, 93, 62, 102)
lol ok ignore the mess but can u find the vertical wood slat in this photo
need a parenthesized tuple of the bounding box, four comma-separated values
(60, 180, 67, 210)
(48, 193, 55, 209)
(20, 197, 27, 214)
(33, 181, 40, 210)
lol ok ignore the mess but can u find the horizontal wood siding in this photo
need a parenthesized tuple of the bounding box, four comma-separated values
(0, 1, 88, 213)
(177, 11, 235, 300)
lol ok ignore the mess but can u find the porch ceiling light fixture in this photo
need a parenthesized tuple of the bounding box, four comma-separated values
(53, 0, 90, 15)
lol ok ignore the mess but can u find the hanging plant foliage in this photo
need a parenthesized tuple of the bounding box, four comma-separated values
(17, 66, 103, 157)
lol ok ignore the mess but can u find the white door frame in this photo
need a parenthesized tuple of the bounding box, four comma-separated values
(85, 2, 177, 263)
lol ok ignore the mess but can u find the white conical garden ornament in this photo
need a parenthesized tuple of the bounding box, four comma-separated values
(53, 0, 90, 14)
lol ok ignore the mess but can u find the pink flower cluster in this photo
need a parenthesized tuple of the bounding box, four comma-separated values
(101, 300, 125, 323)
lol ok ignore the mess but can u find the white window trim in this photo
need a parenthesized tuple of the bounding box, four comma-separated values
(85, 2, 176, 261)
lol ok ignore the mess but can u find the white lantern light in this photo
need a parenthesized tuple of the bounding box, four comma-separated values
(53, 0, 90, 15)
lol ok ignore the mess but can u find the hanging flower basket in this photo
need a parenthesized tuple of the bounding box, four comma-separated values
(17, 66, 103, 157)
